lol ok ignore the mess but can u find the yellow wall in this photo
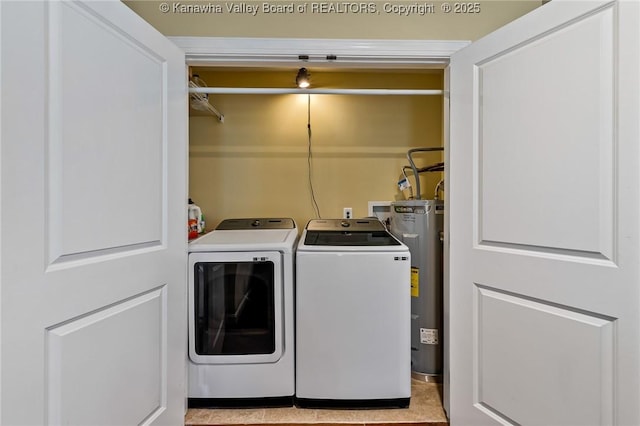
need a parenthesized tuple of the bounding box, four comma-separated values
(189, 69, 444, 230)
(124, 1, 542, 41)
(124, 0, 544, 230)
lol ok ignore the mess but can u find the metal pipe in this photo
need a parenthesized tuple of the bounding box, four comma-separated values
(434, 179, 445, 200)
(407, 147, 444, 200)
(189, 87, 443, 96)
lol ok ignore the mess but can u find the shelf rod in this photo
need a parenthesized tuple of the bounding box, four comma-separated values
(189, 87, 443, 96)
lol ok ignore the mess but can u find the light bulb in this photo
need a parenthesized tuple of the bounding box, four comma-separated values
(296, 68, 310, 88)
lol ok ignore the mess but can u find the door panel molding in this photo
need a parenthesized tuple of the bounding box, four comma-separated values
(473, 4, 616, 260)
(475, 285, 615, 426)
(46, 287, 168, 425)
(475, 241, 617, 266)
(46, 0, 168, 265)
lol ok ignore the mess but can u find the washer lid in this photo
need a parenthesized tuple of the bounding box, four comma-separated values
(303, 218, 401, 247)
(216, 218, 295, 230)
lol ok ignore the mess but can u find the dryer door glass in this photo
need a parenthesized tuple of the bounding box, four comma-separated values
(193, 260, 276, 355)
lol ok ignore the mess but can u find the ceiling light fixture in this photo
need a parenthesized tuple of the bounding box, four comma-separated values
(296, 67, 310, 88)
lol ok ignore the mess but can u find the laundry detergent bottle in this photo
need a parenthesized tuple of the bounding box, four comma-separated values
(188, 198, 205, 240)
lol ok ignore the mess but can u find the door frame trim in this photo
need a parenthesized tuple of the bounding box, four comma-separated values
(171, 35, 465, 417)
(169, 36, 469, 69)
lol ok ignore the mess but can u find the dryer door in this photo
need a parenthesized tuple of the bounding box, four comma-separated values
(188, 251, 283, 364)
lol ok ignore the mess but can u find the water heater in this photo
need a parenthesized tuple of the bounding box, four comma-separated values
(389, 199, 444, 380)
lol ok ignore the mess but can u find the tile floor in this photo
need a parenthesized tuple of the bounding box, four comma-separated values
(184, 379, 448, 425)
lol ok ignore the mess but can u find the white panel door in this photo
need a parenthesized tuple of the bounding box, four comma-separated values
(448, 0, 639, 424)
(1, 1, 187, 425)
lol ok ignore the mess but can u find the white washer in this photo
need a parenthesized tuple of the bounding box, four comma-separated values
(295, 218, 411, 408)
(188, 218, 297, 407)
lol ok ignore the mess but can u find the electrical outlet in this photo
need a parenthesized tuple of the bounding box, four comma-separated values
(343, 207, 353, 219)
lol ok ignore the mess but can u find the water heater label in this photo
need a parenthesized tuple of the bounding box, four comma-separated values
(411, 267, 419, 297)
(420, 328, 439, 345)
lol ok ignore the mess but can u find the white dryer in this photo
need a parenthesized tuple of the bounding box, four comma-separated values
(295, 218, 411, 408)
(188, 218, 297, 407)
